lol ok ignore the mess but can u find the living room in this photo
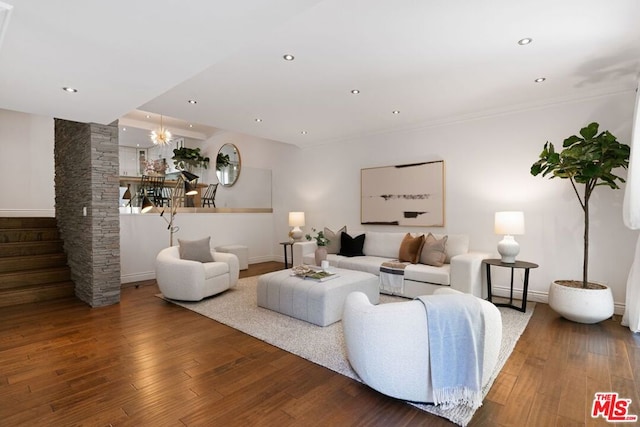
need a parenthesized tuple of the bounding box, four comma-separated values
(1, 1, 640, 425)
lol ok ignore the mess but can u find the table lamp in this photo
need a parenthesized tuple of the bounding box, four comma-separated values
(494, 211, 525, 263)
(288, 211, 305, 241)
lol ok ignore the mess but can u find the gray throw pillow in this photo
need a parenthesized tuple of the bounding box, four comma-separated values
(178, 237, 214, 263)
(324, 226, 346, 254)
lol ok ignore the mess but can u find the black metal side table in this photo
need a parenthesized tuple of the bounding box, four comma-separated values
(483, 258, 538, 312)
(279, 241, 294, 269)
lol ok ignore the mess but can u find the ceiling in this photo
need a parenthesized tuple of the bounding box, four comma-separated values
(1, 0, 639, 148)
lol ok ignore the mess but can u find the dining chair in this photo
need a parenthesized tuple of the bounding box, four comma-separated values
(139, 175, 166, 207)
(202, 183, 218, 207)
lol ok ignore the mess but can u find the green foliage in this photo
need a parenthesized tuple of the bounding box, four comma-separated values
(172, 147, 210, 170)
(531, 122, 629, 191)
(216, 152, 230, 169)
(530, 122, 630, 288)
(305, 228, 330, 246)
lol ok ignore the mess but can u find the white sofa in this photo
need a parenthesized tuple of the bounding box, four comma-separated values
(155, 246, 240, 301)
(342, 288, 502, 403)
(293, 231, 490, 298)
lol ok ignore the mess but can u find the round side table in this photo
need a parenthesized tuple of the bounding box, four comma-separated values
(482, 258, 538, 312)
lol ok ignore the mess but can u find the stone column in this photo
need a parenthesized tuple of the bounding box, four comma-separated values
(54, 119, 121, 306)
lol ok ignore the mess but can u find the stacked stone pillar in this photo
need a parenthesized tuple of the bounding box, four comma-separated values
(54, 119, 120, 306)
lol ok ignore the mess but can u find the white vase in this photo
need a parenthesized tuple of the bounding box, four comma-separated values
(548, 280, 614, 324)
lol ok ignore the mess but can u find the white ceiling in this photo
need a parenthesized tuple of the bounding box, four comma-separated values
(1, 0, 639, 148)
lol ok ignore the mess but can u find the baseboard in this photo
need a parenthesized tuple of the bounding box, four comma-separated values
(0, 209, 55, 217)
(121, 271, 155, 284)
(490, 285, 625, 315)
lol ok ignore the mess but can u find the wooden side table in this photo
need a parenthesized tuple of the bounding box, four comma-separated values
(483, 258, 538, 312)
(279, 241, 294, 269)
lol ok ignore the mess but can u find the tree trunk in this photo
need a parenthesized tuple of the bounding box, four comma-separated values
(583, 185, 590, 288)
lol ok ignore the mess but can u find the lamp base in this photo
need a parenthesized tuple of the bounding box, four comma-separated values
(497, 235, 520, 263)
(291, 226, 303, 241)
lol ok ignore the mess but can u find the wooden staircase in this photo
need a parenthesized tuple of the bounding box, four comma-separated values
(0, 217, 75, 307)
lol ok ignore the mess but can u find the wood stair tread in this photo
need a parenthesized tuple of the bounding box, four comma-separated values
(0, 217, 74, 307)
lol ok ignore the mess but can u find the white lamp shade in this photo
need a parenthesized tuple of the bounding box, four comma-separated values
(494, 211, 525, 235)
(288, 211, 305, 227)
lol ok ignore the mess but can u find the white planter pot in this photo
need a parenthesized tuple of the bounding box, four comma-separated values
(548, 280, 614, 324)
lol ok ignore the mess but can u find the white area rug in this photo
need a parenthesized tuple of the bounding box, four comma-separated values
(160, 276, 534, 426)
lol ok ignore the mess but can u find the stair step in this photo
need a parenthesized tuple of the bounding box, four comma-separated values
(0, 217, 57, 229)
(0, 267, 71, 289)
(0, 253, 68, 274)
(0, 228, 60, 243)
(0, 240, 65, 257)
(0, 282, 75, 308)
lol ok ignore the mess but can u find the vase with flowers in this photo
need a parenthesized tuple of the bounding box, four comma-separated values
(306, 228, 330, 266)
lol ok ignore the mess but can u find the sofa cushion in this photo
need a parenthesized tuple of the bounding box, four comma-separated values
(404, 263, 451, 286)
(178, 237, 214, 263)
(339, 232, 366, 257)
(420, 233, 448, 267)
(337, 256, 391, 276)
(433, 233, 469, 263)
(363, 231, 406, 258)
(203, 261, 229, 279)
(324, 226, 346, 254)
(398, 233, 425, 264)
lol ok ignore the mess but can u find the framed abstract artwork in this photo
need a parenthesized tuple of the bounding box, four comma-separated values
(361, 160, 445, 226)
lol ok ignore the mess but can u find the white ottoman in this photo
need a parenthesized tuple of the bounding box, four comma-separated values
(215, 245, 249, 270)
(257, 268, 379, 326)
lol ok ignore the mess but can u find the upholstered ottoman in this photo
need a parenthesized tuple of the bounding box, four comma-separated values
(257, 268, 379, 326)
(215, 244, 249, 270)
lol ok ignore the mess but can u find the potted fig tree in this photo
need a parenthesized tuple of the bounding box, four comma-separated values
(531, 122, 630, 323)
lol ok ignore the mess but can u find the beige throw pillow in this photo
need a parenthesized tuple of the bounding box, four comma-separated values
(398, 233, 425, 264)
(178, 237, 214, 263)
(420, 233, 448, 267)
(324, 226, 346, 254)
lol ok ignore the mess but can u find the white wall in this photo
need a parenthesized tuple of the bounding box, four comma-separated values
(276, 91, 639, 312)
(0, 109, 55, 216)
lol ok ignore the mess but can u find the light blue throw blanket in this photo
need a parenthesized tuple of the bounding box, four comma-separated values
(417, 293, 485, 410)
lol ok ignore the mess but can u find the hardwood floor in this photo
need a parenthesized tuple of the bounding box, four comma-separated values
(0, 261, 638, 426)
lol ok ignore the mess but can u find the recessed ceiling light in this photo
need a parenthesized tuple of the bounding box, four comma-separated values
(145, 114, 150, 119)
(255, 118, 263, 122)
(189, 124, 193, 128)
(187, 99, 197, 104)
(534, 77, 546, 83)
(301, 131, 308, 135)
(122, 127, 127, 131)
(351, 89, 360, 94)
(283, 54, 295, 61)
(62, 87, 77, 93)
(518, 38, 533, 45)
(392, 110, 400, 115)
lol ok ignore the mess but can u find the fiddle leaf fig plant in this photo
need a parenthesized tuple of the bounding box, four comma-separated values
(530, 122, 630, 288)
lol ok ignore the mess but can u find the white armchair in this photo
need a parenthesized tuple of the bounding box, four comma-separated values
(342, 288, 502, 403)
(155, 246, 239, 301)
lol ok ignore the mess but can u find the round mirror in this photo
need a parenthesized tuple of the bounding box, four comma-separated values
(215, 143, 241, 187)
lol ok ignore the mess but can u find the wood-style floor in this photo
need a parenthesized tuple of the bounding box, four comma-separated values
(1, 262, 639, 426)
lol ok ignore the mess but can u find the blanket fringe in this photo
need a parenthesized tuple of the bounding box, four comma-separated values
(433, 386, 483, 410)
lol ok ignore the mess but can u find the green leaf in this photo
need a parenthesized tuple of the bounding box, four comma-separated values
(580, 122, 599, 140)
(563, 135, 583, 148)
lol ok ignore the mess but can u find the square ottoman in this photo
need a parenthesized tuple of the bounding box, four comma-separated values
(257, 267, 379, 326)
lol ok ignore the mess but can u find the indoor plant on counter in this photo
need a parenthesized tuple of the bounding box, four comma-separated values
(531, 122, 630, 323)
(172, 147, 210, 172)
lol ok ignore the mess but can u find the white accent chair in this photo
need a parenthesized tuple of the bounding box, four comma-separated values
(342, 288, 502, 403)
(155, 246, 239, 301)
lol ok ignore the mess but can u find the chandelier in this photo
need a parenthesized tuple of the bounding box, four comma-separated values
(150, 115, 172, 145)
